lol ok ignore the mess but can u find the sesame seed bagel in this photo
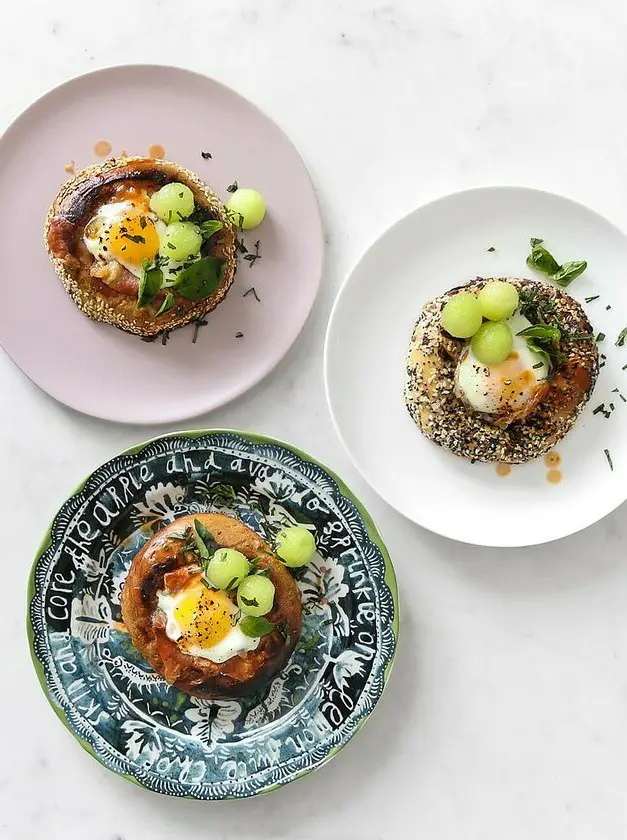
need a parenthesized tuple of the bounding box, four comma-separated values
(44, 157, 237, 336)
(404, 277, 599, 464)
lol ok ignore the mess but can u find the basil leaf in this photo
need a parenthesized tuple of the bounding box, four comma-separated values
(526, 242, 560, 276)
(517, 324, 561, 344)
(193, 523, 210, 560)
(551, 260, 587, 287)
(518, 324, 561, 370)
(239, 616, 275, 638)
(155, 292, 175, 317)
(198, 220, 223, 240)
(137, 260, 163, 308)
(193, 519, 219, 562)
(526, 238, 588, 286)
(174, 256, 225, 300)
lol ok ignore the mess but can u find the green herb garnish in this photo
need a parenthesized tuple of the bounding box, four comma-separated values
(192, 318, 208, 344)
(226, 181, 238, 193)
(174, 256, 225, 300)
(518, 287, 563, 329)
(192, 519, 219, 569)
(137, 260, 163, 308)
(198, 220, 223, 240)
(617, 328, 627, 347)
(226, 209, 245, 229)
(487, 246, 495, 252)
(517, 324, 561, 369)
(596, 332, 606, 343)
(122, 233, 146, 244)
(201, 151, 212, 159)
(155, 292, 175, 317)
(518, 324, 561, 343)
(240, 595, 259, 608)
(552, 261, 588, 286)
(193, 521, 210, 560)
(239, 616, 275, 638)
(585, 295, 599, 303)
(605, 449, 614, 471)
(243, 240, 261, 267)
(243, 286, 261, 302)
(526, 237, 587, 287)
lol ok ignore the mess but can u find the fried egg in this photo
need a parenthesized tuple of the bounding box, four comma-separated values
(455, 313, 550, 415)
(83, 194, 167, 278)
(157, 578, 260, 664)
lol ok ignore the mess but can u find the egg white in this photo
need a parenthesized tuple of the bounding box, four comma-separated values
(83, 201, 167, 279)
(157, 588, 260, 664)
(455, 313, 549, 415)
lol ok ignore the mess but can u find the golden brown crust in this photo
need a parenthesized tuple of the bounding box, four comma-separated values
(120, 514, 302, 698)
(44, 157, 237, 336)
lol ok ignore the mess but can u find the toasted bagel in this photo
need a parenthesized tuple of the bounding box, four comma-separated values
(44, 157, 237, 336)
(120, 514, 302, 698)
(404, 277, 599, 463)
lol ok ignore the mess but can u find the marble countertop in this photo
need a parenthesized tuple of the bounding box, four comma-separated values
(4, 0, 627, 837)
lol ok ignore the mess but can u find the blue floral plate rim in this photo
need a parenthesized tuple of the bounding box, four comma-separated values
(27, 429, 399, 798)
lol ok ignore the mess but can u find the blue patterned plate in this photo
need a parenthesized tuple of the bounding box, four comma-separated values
(28, 431, 398, 798)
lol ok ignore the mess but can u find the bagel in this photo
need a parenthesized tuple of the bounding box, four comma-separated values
(404, 277, 599, 463)
(120, 514, 302, 698)
(44, 157, 237, 336)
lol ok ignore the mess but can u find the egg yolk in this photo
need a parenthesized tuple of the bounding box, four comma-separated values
(488, 353, 537, 407)
(108, 210, 160, 267)
(174, 581, 234, 650)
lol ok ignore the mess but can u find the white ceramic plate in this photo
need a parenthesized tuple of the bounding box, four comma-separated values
(325, 187, 627, 547)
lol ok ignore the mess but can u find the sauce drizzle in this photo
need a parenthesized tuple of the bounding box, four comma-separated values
(544, 451, 561, 468)
(94, 140, 112, 157)
(547, 469, 562, 484)
(496, 463, 511, 477)
(149, 144, 166, 159)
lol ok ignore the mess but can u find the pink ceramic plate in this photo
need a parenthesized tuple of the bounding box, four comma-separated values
(0, 65, 323, 423)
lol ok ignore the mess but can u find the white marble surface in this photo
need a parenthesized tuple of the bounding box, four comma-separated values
(3, 0, 627, 837)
